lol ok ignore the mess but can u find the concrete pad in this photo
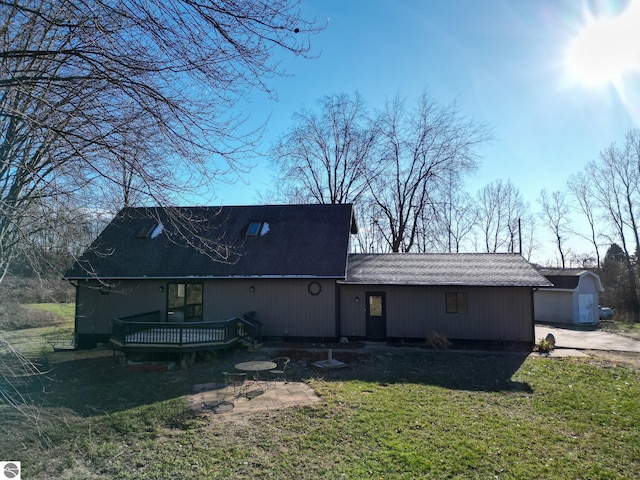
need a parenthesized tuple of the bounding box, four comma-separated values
(312, 359, 348, 370)
(189, 380, 321, 415)
(535, 325, 640, 353)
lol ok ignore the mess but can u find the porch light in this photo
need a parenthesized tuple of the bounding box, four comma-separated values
(250, 286, 255, 292)
(159, 286, 164, 292)
(355, 296, 360, 303)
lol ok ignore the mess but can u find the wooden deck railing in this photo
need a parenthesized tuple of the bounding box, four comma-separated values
(110, 311, 261, 352)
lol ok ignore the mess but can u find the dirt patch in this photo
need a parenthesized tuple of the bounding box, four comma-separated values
(585, 350, 640, 369)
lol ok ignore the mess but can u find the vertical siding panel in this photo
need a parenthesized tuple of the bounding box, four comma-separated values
(204, 279, 336, 338)
(77, 280, 166, 335)
(78, 278, 338, 339)
(339, 285, 367, 337)
(339, 285, 533, 342)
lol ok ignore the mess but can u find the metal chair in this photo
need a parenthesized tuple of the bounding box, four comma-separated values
(268, 357, 290, 385)
(222, 371, 247, 399)
(202, 372, 247, 414)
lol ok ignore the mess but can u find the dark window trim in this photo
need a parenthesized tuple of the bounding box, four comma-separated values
(446, 291, 468, 314)
(167, 282, 203, 322)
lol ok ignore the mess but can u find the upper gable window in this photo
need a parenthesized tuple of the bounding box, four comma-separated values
(246, 222, 262, 237)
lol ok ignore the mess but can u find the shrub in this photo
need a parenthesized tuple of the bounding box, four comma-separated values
(534, 336, 555, 353)
(0, 275, 74, 304)
(0, 303, 64, 330)
(424, 331, 452, 350)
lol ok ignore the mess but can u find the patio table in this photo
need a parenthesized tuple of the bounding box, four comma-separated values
(234, 361, 277, 382)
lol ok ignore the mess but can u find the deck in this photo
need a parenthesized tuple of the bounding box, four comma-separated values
(110, 311, 261, 353)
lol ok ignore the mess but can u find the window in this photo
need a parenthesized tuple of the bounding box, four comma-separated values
(167, 283, 203, 322)
(246, 222, 262, 237)
(446, 292, 468, 314)
(369, 295, 383, 316)
(136, 222, 162, 239)
(136, 224, 155, 238)
(246, 221, 270, 237)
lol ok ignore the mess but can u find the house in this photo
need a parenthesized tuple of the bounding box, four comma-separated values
(340, 253, 551, 346)
(534, 269, 604, 325)
(64, 204, 551, 353)
(64, 204, 356, 350)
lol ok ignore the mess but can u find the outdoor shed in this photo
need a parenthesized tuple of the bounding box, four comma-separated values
(534, 269, 604, 325)
(339, 253, 552, 347)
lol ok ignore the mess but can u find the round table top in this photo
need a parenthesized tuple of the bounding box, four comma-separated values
(234, 361, 276, 372)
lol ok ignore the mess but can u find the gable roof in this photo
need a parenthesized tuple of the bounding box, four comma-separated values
(64, 204, 356, 280)
(538, 268, 604, 292)
(345, 253, 552, 287)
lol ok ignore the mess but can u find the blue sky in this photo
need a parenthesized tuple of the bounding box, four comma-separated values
(210, 0, 640, 264)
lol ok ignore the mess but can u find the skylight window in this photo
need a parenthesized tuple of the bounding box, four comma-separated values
(136, 222, 163, 239)
(136, 224, 155, 239)
(150, 223, 164, 239)
(246, 222, 262, 237)
(246, 221, 271, 237)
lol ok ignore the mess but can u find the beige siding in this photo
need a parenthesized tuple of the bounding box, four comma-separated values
(340, 285, 534, 342)
(76, 280, 166, 335)
(203, 279, 336, 337)
(76, 278, 337, 338)
(534, 290, 574, 324)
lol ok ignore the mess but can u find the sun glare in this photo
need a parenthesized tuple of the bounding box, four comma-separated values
(566, 2, 640, 86)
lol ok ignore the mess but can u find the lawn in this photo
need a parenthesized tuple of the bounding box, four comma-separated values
(600, 319, 640, 341)
(1, 319, 639, 479)
(1, 303, 75, 355)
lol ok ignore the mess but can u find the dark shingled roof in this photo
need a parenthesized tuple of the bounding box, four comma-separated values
(64, 204, 356, 280)
(537, 268, 602, 290)
(345, 253, 552, 287)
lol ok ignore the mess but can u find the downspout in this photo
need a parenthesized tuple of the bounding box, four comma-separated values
(335, 281, 341, 341)
(531, 288, 538, 347)
(73, 281, 80, 348)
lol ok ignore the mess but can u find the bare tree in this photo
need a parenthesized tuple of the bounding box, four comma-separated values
(0, 0, 322, 428)
(0, 0, 322, 280)
(585, 132, 640, 320)
(567, 171, 603, 268)
(352, 202, 390, 253)
(519, 213, 540, 262)
(415, 171, 478, 253)
(475, 179, 526, 253)
(432, 172, 478, 253)
(586, 144, 640, 321)
(538, 189, 572, 268)
(369, 92, 490, 252)
(270, 93, 380, 204)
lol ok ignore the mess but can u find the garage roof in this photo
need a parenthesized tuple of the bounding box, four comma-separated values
(345, 253, 552, 287)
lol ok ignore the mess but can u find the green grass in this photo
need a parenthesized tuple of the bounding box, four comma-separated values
(27, 303, 75, 323)
(1, 303, 75, 356)
(601, 319, 640, 340)
(1, 310, 640, 479)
